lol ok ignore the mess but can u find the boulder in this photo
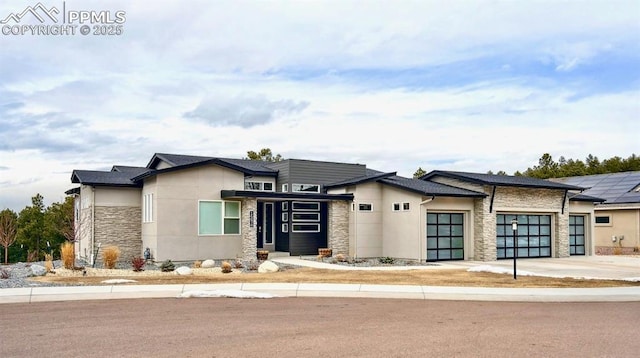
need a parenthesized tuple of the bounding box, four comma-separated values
(201, 259, 215, 268)
(30, 264, 47, 276)
(258, 260, 279, 273)
(175, 266, 193, 276)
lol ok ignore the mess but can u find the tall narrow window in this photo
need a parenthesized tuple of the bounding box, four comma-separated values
(143, 193, 153, 223)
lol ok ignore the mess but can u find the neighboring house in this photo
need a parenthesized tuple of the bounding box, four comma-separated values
(66, 153, 601, 264)
(553, 171, 640, 254)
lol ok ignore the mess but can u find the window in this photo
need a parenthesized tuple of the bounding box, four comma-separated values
(392, 202, 410, 211)
(143, 194, 153, 223)
(292, 223, 320, 232)
(199, 200, 240, 235)
(282, 223, 288, 233)
(282, 212, 288, 221)
(358, 203, 373, 211)
(282, 184, 288, 192)
(244, 181, 274, 191)
(595, 216, 611, 225)
(292, 201, 320, 211)
(293, 212, 320, 221)
(282, 202, 288, 211)
(292, 183, 320, 193)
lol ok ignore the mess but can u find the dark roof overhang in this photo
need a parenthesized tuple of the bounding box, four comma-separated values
(221, 190, 354, 201)
(324, 172, 397, 189)
(421, 170, 585, 191)
(568, 193, 607, 202)
(65, 187, 80, 195)
(378, 179, 487, 198)
(134, 158, 277, 182)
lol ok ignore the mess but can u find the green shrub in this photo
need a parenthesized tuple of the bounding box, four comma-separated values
(160, 259, 175, 272)
(378, 256, 395, 264)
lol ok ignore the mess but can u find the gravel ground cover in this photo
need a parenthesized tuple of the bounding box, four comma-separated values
(305, 256, 438, 267)
(0, 259, 301, 288)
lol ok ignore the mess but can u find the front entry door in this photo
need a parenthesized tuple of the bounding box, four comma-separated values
(257, 202, 275, 251)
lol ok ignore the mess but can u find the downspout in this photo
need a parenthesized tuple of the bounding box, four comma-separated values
(488, 185, 496, 213)
(561, 190, 568, 214)
(91, 186, 96, 266)
(420, 196, 436, 261)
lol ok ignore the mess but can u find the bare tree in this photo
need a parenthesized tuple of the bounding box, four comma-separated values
(0, 209, 18, 264)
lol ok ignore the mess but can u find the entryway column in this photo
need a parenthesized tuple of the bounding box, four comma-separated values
(328, 200, 349, 255)
(241, 198, 258, 261)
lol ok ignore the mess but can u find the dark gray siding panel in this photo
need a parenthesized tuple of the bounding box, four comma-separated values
(288, 160, 366, 189)
(288, 202, 328, 255)
(266, 161, 290, 192)
(275, 202, 289, 251)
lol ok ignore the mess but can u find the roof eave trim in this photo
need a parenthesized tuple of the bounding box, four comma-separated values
(325, 172, 397, 189)
(379, 180, 487, 198)
(221, 190, 354, 201)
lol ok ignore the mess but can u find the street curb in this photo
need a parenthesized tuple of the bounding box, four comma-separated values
(2, 283, 640, 304)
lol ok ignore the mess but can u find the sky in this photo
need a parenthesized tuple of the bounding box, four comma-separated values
(0, 0, 638, 212)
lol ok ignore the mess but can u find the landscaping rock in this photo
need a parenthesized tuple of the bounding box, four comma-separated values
(176, 266, 193, 275)
(201, 259, 215, 268)
(30, 265, 47, 276)
(258, 260, 279, 273)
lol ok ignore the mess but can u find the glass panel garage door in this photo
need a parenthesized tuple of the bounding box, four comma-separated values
(569, 215, 585, 255)
(497, 214, 552, 259)
(427, 213, 464, 261)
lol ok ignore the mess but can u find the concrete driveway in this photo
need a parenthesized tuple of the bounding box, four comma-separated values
(443, 255, 640, 280)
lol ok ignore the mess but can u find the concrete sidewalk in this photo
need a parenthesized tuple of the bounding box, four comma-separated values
(2, 256, 639, 304)
(2, 282, 640, 304)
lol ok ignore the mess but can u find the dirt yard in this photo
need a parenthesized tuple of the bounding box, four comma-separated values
(29, 266, 640, 288)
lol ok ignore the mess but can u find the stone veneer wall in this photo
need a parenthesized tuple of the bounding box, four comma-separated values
(473, 195, 495, 261)
(94, 206, 141, 264)
(492, 187, 569, 258)
(328, 200, 349, 255)
(241, 198, 257, 261)
(77, 207, 93, 262)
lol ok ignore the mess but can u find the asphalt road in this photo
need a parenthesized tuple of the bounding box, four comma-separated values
(2, 298, 639, 357)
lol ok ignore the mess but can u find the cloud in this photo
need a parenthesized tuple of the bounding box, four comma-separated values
(183, 93, 309, 128)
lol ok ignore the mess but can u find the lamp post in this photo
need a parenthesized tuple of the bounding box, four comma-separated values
(512, 219, 518, 280)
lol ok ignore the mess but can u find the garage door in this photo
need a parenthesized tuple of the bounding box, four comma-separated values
(497, 214, 551, 259)
(569, 215, 585, 255)
(427, 213, 464, 261)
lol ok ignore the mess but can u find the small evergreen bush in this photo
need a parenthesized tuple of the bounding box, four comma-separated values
(160, 259, 175, 272)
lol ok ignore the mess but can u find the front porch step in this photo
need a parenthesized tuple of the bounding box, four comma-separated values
(267, 251, 290, 259)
